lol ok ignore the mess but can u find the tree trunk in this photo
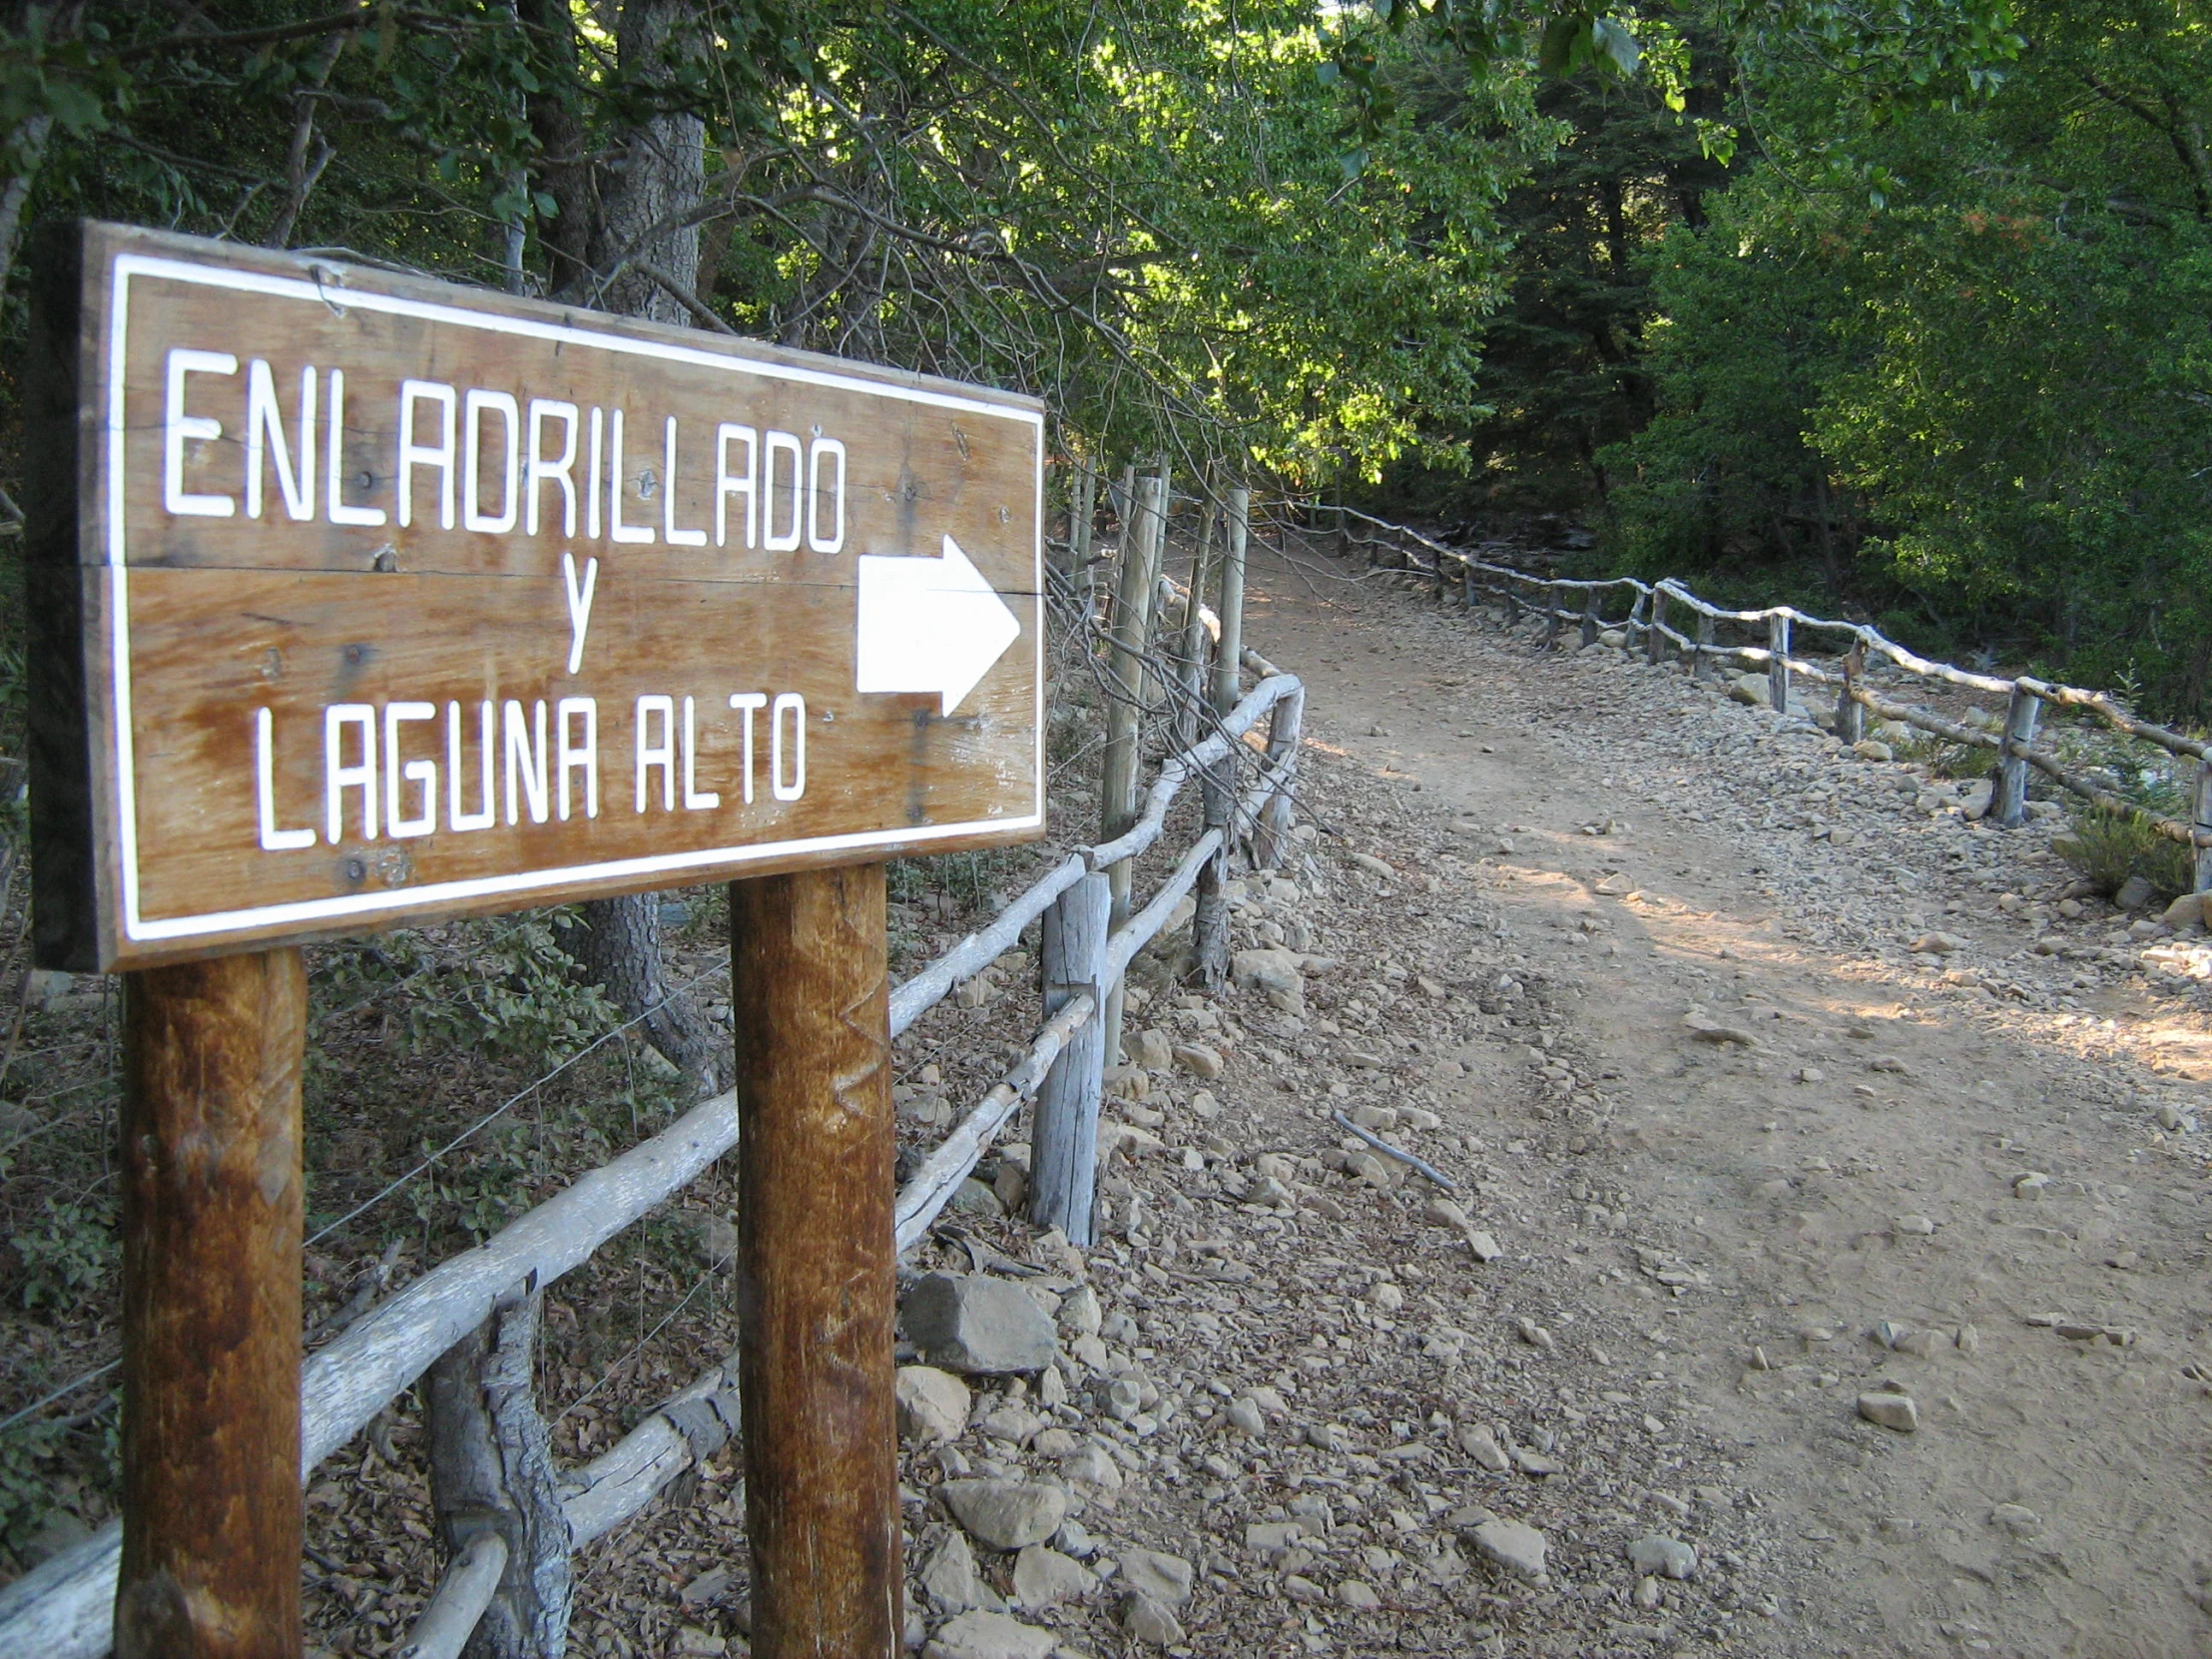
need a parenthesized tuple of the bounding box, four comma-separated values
(531, 0, 725, 1088)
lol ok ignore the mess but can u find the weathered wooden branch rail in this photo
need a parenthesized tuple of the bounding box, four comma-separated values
(1325, 503, 2212, 871)
(0, 660, 1308, 1659)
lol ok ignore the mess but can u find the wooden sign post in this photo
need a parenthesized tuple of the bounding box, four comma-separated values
(27, 222, 1045, 1655)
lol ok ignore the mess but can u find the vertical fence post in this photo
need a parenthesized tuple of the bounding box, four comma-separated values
(1503, 582, 1521, 623)
(116, 948, 306, 1659)
(1579, 588, 1601, 649)
(1693, 612, 1715, 683)
(1071, 460, 1096, 610)
(1100, 474, 1164, 1069)
(1767, 612, 1792, 715)
(1254, 683, 1306, 870)
(1837, 644, 1866, 745)
(1542, 583, 1563, 649)
(424, 1280, 572, 1657)
(1646, 588, 1668, 665)
(1190, 486, 1250, 988)
(1029, 872, 1112, 1245)
(2194, 757, 2212, 896)
(1173, 489, 1220, 751)
(1992, 684, 2041, 829)
(729, 864, 900, 1659)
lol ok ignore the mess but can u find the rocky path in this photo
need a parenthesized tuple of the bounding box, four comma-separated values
(848, 540, 2212, 1659)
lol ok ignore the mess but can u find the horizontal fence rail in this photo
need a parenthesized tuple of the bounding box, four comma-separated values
(1324, 503, 2212, 874)
(0, 653, 1307, 1659)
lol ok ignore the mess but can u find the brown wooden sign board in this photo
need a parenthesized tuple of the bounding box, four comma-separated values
(27, 222, 1045, 971)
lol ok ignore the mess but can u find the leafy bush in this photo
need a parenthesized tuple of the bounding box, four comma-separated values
(2056, 809, 2195, 900)
(10, 1194, 118, 1310)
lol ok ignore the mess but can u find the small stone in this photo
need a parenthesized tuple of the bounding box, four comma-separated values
(1909, 930, 1967, 955)
(1401, 1106, 1441, 1130)
(2154, 1103, 2186, 1132)
(1458, 1423, 1511, 1471)
(1336, 1580, 1382, 1611)
(1172, 1043, 1224, 1080)
(1857, 1392, 1919, 1432)
(1350, 852, 1396, 878)
(2163, 892, 2208, 928)
(1873, 1320, 1912, 1351)
(1119, 1591, 1185, 1646)
(1011, 1545, 1092, 1609)
(1894, 1329, 1946, 1360)
(1989, 1503, 2041, 1537)
(1852, 739, 1894, 763)
(1119, 1548, 1194, 1608)
(940, 1479, 1069, 1551)
(922, 1610, 1058, 1659)
(951, 1178, 1004, 1218)
(1282, 1575, 1326, 1605)
(1516, 1317, 1555, 1353)
(897, 1367, 973, 1444)
(1060, 1446, 1123, 1489)
(1226, 1395, 1266, 1436)
(1470, 1517, 1548, 1583)
(1422, 1197, 1471, 1231)
(1955, 1323, 1980, 1356)
(1893, 1214, 1936, 1236)
(1465, 1231, 1503, 1263)
(1057, 1284, 1102, 1339)
(2012, 1172, 2049, 1201)
(2115, 874, 2155, 910)
(1627, 1536, 1697, 1580)
(1351, 1102, 1400, 1131)
(680, 1567, 733, 1607)
(1367, 1281, 1405, 1313)
(1126, 1028, 1174, 1069)
(1633, 1575, 1663, 1611)
(904, 1276, 1059, 1375)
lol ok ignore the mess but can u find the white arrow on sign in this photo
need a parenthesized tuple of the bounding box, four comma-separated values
(855, 534, 1023, 716)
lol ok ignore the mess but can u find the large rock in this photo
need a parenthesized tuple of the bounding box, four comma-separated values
(921, 1529, 1004, 1613)
(1118, 1547, 1194, 1608)
(2115, 874, 2156, 911)
(1120, 1591, 1186, 1646)
(1628, 1535, 1698, 1580)
(940, 1478, 1068, 1550)
(904, 1275, 1058, 1375)
(1470, 1517, 1548, 1583)
(1230, 947, 1306, 1011)
(1011, 1544, 1093, 1609)
(896, 1366, 972, 1444)
(923, 1610, 1058, 1659)
(1857, 1391, 1919, 1432)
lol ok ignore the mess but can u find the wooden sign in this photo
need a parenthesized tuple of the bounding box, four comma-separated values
(27, 222, 1045, 971)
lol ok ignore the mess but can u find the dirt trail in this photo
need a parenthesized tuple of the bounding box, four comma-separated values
(1241, 540, 2212, 1657)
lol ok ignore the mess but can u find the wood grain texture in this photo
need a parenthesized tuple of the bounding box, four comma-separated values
(116, 948, 305, 1659)
(40, 221, 1044, 969)
(730, 864, 900, 1659)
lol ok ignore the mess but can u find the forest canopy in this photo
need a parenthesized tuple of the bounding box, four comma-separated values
(1, 0, 2206, 710)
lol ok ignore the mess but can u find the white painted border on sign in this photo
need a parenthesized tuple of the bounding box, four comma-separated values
(103, 252, 1046, 945)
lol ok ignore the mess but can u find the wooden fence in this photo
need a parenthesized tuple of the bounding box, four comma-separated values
(0, 644, 1306, 1658)
(1327, 505, 2212, 894)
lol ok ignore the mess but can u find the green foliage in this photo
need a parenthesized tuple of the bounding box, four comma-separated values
(2058, 807, 2195, 900)
(10, 1192, 117, 1311)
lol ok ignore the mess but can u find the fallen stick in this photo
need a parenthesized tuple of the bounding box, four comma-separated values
(1332, 1111, 1457, 1190)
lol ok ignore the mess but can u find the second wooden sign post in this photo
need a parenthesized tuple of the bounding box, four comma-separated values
(31, 222, 1045, 1657)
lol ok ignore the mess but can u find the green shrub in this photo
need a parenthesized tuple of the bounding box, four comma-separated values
(2056, 809, 2196, 899)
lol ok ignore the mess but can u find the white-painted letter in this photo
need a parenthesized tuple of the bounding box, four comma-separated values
(324, 704, 378, 842)
(585, 406, 604, 540)
(682, 696, 720, 810)
(462, 389, 520, 533)
(503, 699, 549, 826)
(716, 423, 758, 548)
(447, 700, 495, 831)
(664, 417, 707, 546)
(558, 697, 599, 820)
(607, 410, 654, 544)
(764, 430, 804, 551)
(398, 379, 457, 529)
(165, 347, 237, 518)
(635, 694, 676, 813)
(247, 360, 315, 521)
(326, 369, 387, 526)
(562, 551, 598, 675)
(384, 702, 437, 837)
(526, 399, 579, 536)
(808, 435, 845, 553)
(728, 692, 767, 805)
(772, 692, 807, 802)
(255, 708, 316, 849)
